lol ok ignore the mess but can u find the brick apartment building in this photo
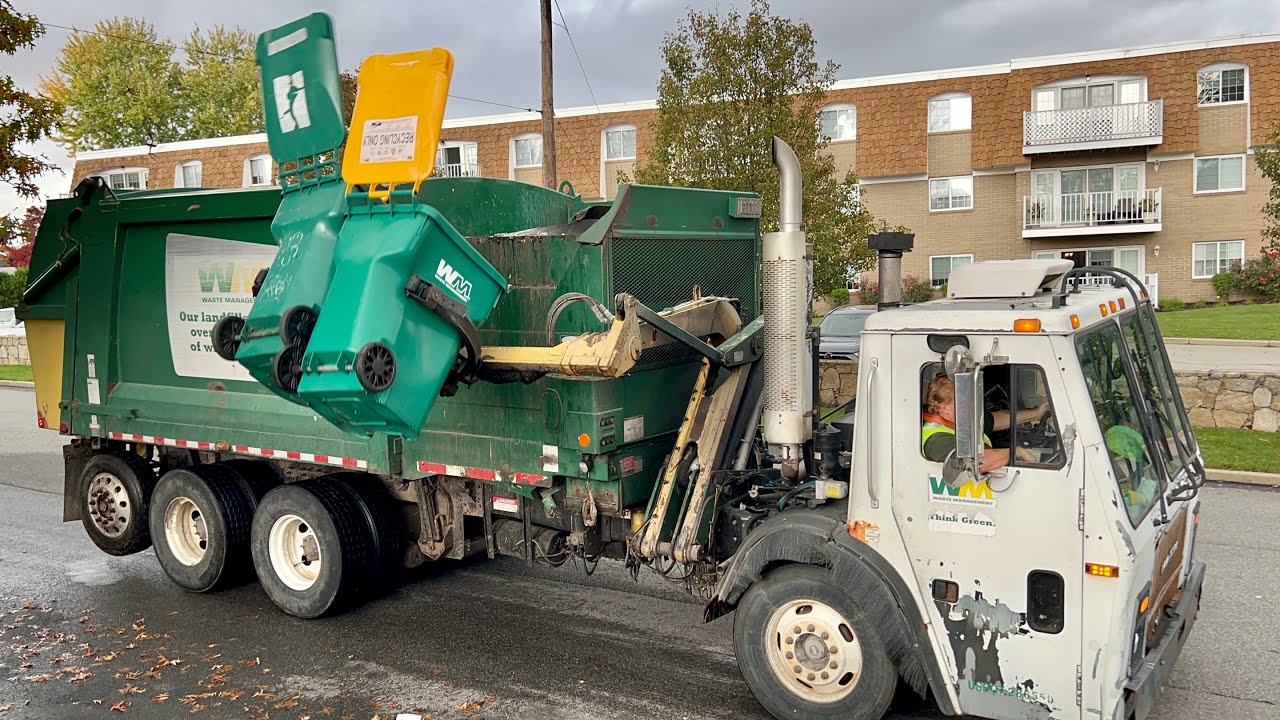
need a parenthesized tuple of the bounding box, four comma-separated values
(70, 33, 1280, 303)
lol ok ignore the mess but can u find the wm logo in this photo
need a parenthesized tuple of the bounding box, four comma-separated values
(928, 475, 995, 506)
(435, 259, 472, 302)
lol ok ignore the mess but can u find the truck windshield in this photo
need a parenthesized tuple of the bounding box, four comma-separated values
(1118, 308, 1197, 481)
(1076, 321, 1164, 525)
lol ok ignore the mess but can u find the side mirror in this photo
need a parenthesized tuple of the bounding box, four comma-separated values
(953, 368, 985, 469)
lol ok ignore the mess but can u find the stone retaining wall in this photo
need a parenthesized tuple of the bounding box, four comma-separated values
(819, 360, 1280, 433)
(1175, 372, 1280, 432)
(0, 335, 27, 365)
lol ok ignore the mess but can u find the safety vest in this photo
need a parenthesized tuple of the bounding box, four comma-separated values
(921, 421, 991, 453)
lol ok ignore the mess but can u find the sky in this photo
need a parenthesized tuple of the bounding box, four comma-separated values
(5, 0, 1280, 216)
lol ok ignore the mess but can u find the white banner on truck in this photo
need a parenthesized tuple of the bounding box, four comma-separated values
(165, 233, 278, 381)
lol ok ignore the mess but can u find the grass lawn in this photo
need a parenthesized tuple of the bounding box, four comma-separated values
(1157, 303, 1280, 341)
(1196, 427, 1280, 475)
(0, 364, 32, 382)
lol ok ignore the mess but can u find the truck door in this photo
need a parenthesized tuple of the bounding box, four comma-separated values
(890, 333, 1082, 719)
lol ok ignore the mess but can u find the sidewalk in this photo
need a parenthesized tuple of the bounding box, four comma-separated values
(1166, 342, 1280, 374)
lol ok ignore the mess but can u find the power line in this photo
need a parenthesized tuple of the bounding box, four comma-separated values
(552, 0, 600, 114)
(39, 21, 540, 116)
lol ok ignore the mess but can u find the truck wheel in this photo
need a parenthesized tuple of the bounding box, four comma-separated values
(733, 564, 896, 720)
(220, 459, 280, 507)
(149, 466, 255, 592)
(322, 474, 405, 590)
(79, 453, 157, 556)
(251, 480, 373, 618)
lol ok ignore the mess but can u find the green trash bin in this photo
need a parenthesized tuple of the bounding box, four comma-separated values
(212, 12, 349, 401)
(296, 194, 508, 437)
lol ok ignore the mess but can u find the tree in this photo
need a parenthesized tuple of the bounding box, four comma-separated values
(0, 1, 62, 198)
(42, 19, 267, 153)
(1257, 126, 1280, 250)
(180, 25, 264, 138)
(634, 0, 878, 295)
(5, 206, 43, 268)
(340, 70, 358, 126)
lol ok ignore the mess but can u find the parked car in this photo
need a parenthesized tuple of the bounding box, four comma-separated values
(817, 306, 874, 360)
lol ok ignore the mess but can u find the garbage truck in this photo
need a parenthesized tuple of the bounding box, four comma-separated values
(17, 13, 1207, 720)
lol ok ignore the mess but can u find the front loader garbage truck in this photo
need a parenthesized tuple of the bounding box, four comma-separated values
(17, 14, 1207, 720)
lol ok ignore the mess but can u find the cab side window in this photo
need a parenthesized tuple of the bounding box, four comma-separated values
(919, 362, 1065, 469)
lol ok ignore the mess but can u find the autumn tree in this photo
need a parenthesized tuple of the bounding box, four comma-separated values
(0, 1, 62, 198)
(42, 19, 264, 153)
(634, 0, 877, 294)
(3, 206, 43, 268)
(1257, 126, 1280, 250)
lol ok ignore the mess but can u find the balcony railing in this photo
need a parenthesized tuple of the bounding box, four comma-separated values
(1023, 188, 1162, 237)
(433, 162, 482, 178)
(1023, 100, 1163, 152)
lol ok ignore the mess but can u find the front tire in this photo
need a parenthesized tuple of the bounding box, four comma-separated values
(733, 564, 897, 720)
(149, 465, 255, 592)
(250, 479, 373, 618)
(79, 453, 157, 556)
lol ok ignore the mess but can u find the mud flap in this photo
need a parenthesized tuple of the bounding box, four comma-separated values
(62, 441, 95, 521)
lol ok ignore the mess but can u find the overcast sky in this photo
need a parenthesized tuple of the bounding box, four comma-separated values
(6, 0, 1280, 215)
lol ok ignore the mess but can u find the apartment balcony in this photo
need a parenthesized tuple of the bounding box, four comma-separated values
(1023, 188, 1162, 238)
(1023, 100, 1163, 154)
(433, 162, 483, 178)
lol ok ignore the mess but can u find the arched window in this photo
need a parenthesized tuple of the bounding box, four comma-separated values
(244, 154, 274, 187)
(1197, 62, 1248, 105)
(819, 103, 856, 141)
(174, 160, 202, 188)
(927, 92, 971, 133)
(91, 167, 148, 190)
(511, 133, 543, 169)
(602, 125, 637, 161)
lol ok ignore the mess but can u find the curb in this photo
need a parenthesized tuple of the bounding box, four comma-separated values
(1206, 467, 1280, 487)
(0, 380, 34, 389)
(1164, 337, 1280, 348)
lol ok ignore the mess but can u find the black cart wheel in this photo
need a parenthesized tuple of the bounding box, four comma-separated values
(279, 305, 318, 346)
(250, 479, 374, 618)
(355, 342, 396, 393)
(148, 465, 255, 593)
(212, 315, 246, 361)
(733, 564, 897, 720)
(272, 343, 305, 393)
(79, 452, 158, 556)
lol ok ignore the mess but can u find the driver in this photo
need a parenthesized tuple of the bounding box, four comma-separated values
(921, 372, 1041, 473)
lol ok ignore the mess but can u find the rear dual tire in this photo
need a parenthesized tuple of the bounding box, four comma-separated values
(149, 465, 262, 593)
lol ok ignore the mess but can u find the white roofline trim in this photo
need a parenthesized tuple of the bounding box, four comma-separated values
(75, 133, 269, 162)
(1009, 32, 1280, 69)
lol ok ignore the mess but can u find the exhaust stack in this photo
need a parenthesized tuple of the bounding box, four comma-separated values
(761, 137, 813, 478)
(868, 232, 915, 310)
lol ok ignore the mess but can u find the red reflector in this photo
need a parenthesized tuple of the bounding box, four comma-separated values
(37, 417, 46, 428)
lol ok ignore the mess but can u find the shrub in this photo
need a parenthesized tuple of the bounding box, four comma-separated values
(937, 281, 948, 298)
(828, 287, 850, 307)
(901, 275, 935, 304)
(1230, 248, 1280, 302)
(1160, 297, 1185, 311)
(1211, 272, 1235, 303)
(1193, 299, 1212, 309)
(0, 268, 29, 308)
(857, 282, 879, 306)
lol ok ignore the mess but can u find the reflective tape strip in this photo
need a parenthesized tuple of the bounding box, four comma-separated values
(106, 432, 367, 470)
(416, 461, 548, 486)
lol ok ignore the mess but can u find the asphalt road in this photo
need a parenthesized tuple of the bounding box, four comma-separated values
(1, 386, 1278, 720)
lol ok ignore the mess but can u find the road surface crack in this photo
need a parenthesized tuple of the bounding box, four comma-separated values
(1166, 682, 1277, 705)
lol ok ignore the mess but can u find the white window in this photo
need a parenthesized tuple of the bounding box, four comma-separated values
(1194, 155, 1245, 193)
(1031, 76, 1146, 111)
(928, 176, 973, 211)
(512, 134, 543, 169)
(927, 93, 971, 133)
(603, 126, 637, 161)
(244, 154, 273, 187)
(1035, 247, 1144, 277)
(1197, 64, 1248, 105)
(1192, 241, 1244, 279)
(174, 160, 202, 188)
(819, 103, 856, 142)
(94, 167, 148, 191)
(930, 254, 972, 288)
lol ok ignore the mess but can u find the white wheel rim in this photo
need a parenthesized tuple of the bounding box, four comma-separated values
(764, 598, 864, 703)
(86, 472, 131, 538)
(268, 514, 322, 591)
(163, 496, 209, 566)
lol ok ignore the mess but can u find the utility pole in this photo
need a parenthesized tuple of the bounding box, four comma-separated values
(540, 0, 558, 189)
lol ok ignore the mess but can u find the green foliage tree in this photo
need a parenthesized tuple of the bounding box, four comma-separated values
(1257, 126, 1280, 250)
(42, 19, 265, 153)
(0, 1, 62, 198)
(633, 0, 878, 295)
(180, 25, 264, 139)
(0, 268, 28, 307)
